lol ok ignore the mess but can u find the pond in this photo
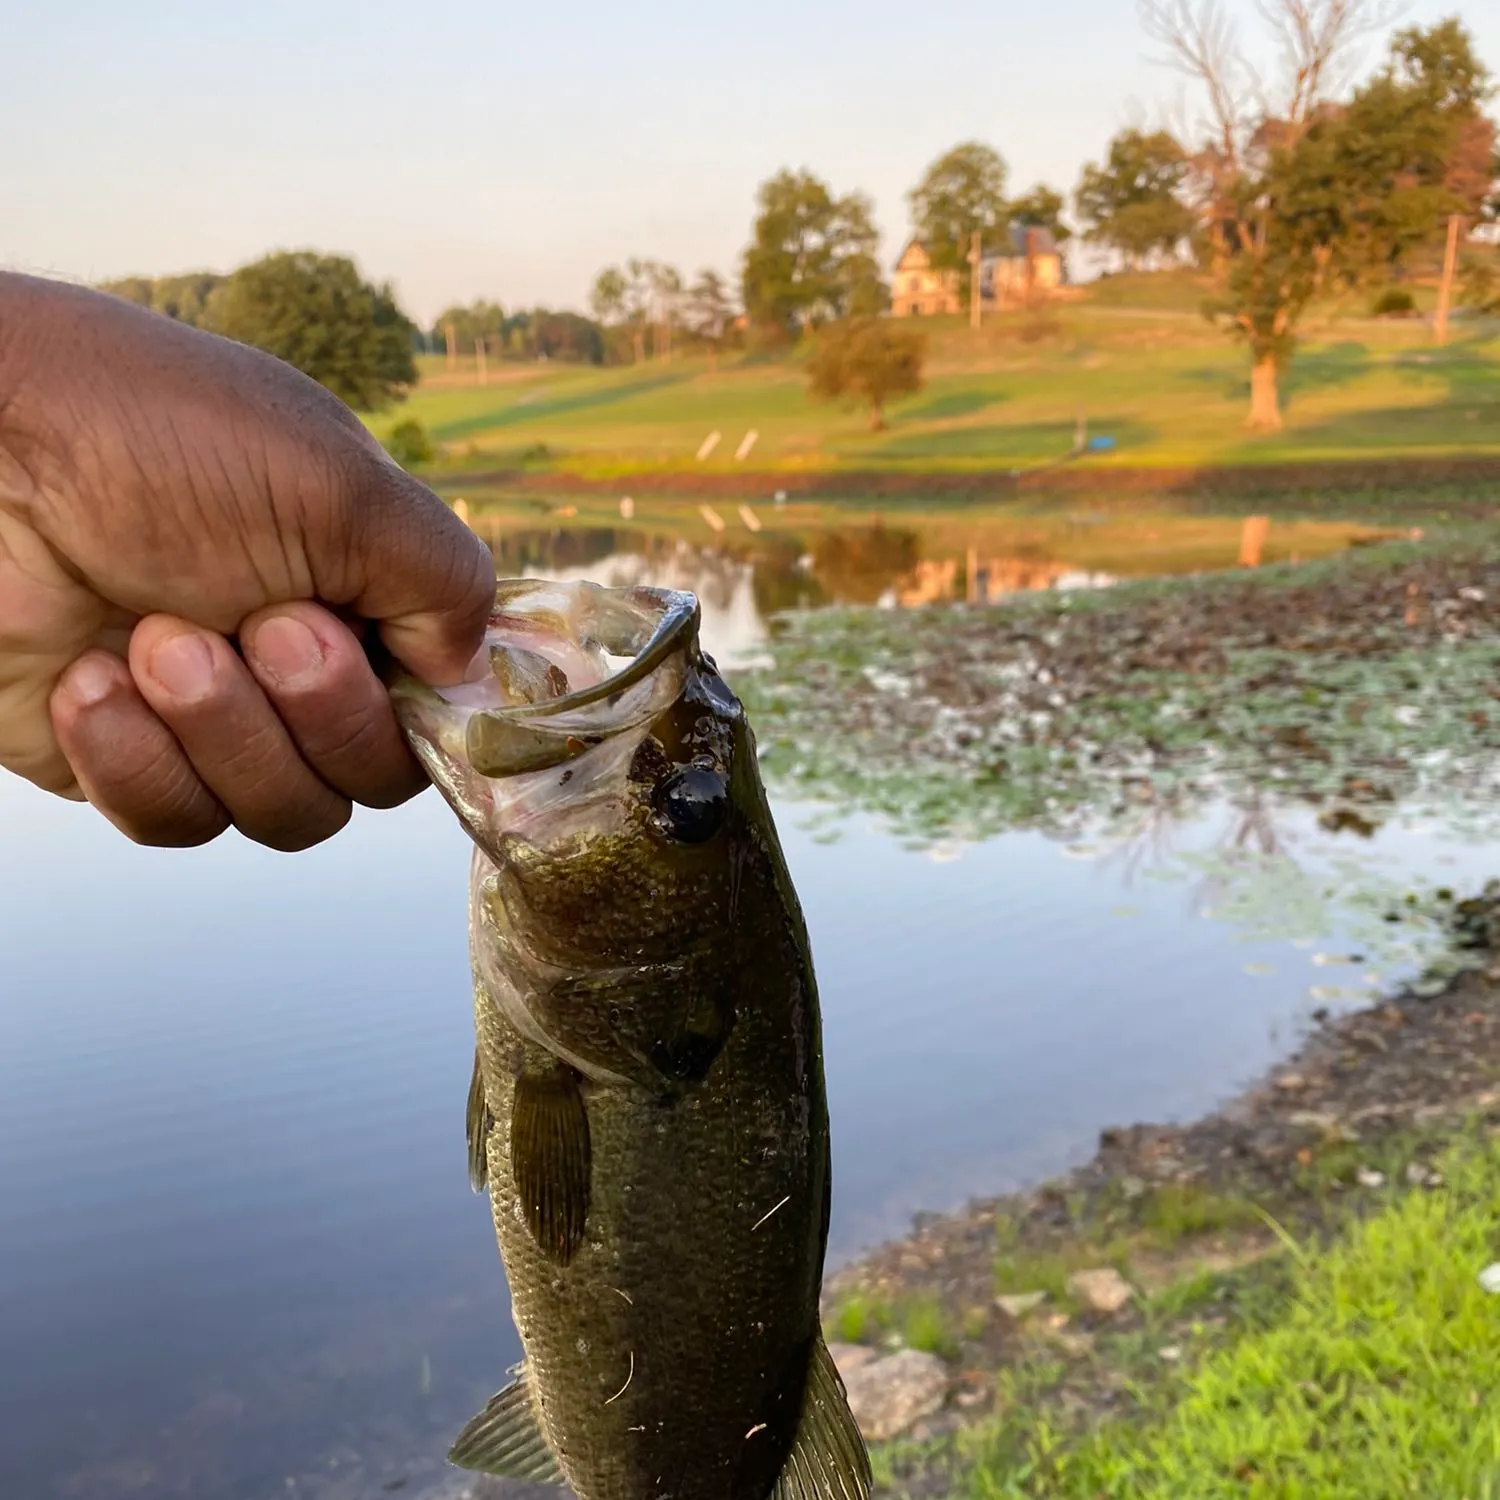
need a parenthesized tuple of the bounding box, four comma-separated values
(3, 519, 1495, 1499)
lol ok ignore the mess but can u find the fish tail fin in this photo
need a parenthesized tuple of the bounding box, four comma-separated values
(771, 1337, 872, 1500)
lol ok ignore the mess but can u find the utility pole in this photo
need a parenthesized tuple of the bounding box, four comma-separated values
(475, 334, 488, 386)
(1434, 213, 1463, 347)
(443, 321, 457, 372)
(969, 230, 982, 330)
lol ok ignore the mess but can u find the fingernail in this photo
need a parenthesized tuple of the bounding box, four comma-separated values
(148, 632, 217, 703)
(248, 616, 325, 689)
(66, 655, 119, 708)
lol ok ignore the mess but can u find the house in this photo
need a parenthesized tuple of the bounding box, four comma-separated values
(890, 227, 1066, 318)
(890, 239, 962, 317)
(982, 225, 1066, 305)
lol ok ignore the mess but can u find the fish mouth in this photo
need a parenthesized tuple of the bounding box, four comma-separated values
(388, 579, 703, 847)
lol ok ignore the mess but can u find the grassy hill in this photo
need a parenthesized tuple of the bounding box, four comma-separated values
(372, 273, 1500, 483)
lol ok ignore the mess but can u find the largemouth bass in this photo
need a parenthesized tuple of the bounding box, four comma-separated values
(390, 579, 870, 1500)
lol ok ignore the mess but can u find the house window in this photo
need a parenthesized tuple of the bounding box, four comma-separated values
(908, 276, 921, 293)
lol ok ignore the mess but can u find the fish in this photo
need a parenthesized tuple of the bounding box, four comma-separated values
(388, 578, 870, 1500)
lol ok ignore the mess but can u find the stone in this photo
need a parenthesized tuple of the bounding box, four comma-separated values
(841, 1348, 949, 1441)
(1479, 1264, 1500, 1295)
(1356, 1167, 1387, 1188)
(1066, 1267, 1135, 1314)
(826, 1341, 878, 1376)
(995, 1290, 1049, 1319)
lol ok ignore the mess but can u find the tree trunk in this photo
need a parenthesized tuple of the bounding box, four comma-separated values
(869, 402, 885, 432)
(1247, 355, 1282, 432)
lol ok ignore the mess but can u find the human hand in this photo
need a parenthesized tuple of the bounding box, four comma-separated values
(0, 272, 494, 850)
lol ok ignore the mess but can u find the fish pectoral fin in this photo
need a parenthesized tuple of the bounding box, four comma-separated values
(449, 1370, 566, 1484)
(511, 1063, 591, 1264)
(771, 1338, 873, 1500)
(466, 1048, 491, 1194)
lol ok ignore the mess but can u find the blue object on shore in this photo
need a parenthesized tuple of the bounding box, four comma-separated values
(1087, 435, 1117, 452)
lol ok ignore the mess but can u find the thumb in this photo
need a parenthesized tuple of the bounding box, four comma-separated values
(322, 453, 495, 687)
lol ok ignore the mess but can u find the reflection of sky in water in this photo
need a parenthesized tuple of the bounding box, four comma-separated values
(522, 547, 770, 669)
(2, 746, 1497, 1493)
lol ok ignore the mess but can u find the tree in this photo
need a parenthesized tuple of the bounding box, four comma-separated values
(1141, 0, 1405, 431)
(741, 170, 887, 334)
(435, 299, 506, 355)
(806, 318, 925, 431)
(100, 272, 224, 326)
(683, 269, 739, 367)
(1328, 19, 1497, 277)
(643, 260, 683, 359)
(208, 251, 416, 411)
(908, 142, 1009, 296)
(1008, 184, 1073, 244)
(590, 260, 675, 361)
(1074, 129, 1195, 266)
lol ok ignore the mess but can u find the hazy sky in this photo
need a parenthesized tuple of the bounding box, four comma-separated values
(3, 0, 1495, 324)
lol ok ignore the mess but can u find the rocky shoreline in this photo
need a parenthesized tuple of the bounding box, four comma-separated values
(814, 933, 1500, 1474)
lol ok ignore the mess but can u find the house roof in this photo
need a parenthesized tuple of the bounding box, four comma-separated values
(894, 237, 932, 271)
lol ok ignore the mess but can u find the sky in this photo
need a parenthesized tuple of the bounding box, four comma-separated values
(3, 0, 1496, 325)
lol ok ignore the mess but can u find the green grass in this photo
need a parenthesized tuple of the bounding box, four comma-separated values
(372, 279, 1500, 477)
(966, 1132, 1500, 1497)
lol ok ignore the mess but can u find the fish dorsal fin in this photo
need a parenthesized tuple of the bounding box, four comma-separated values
(511, 1063, 592, 1264)
(449, 1368, 566, 1483)
(466, 1048, 491, 1194)
(772, 1338, 872, 1500)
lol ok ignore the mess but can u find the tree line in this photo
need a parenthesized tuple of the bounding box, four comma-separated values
(103, 7, 1496, 433)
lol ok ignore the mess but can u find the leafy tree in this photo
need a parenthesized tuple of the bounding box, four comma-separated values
(208, 251, 416, 411)
(434, 299, 506, 353)
(589, 267, 630, 325)
(806, 317, 925, 431)
(742, 170, 887, 334)
(508, 309, 606, 364)
(683, 269, 740, 367)
(1140, 0, 1489, 432)
(100, 272, 224, 326)
(683, 269, 738, 341)
(1328, 18, 1497, 278)
(1074, 129, 1195, 266)
(1008, 184, 1072, 244)
(908, 142, 1009, 296)
(590, 259, 677, 360)
(385, 418, 434, 467)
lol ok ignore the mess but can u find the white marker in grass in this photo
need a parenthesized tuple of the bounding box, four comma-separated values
(738, 504, 762, 533)
(734, 429, 759, 460)
(698, 504, 726, 533)
(696, 431, 722, 460)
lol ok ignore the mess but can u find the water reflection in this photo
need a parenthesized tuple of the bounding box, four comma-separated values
(480, 522, 1120, 637)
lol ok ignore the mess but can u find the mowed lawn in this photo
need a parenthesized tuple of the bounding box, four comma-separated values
(371, 277, 1500, 476)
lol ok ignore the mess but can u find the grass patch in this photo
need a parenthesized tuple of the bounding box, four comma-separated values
(1136, 1183, 1265, 1243)
(966, 1130, 1500, 1496)
(826, 1291, 963, 1359)
(828, 1291, 891, 1345)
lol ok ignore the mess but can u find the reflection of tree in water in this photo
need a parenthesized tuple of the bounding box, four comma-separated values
(808, 525, 921, 605)
(487, 527, 648, 576)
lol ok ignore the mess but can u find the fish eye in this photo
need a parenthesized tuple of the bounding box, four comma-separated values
(653, 766, 728, 845)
